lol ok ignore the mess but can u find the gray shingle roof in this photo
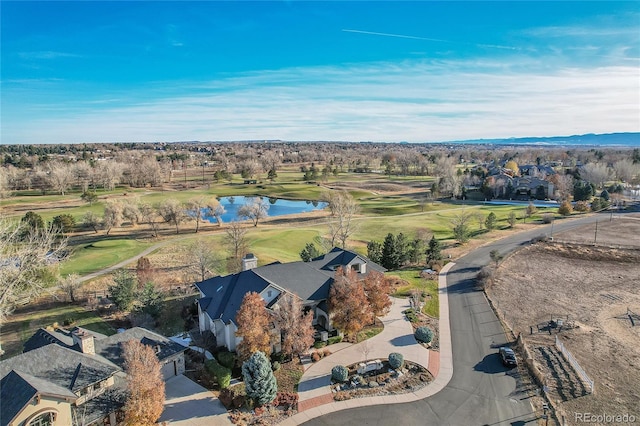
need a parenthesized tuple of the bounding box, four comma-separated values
(254, 261, 333, 301)
(196, 270, 271, 323)
(196, 248, 386, 324)
(23, 327, 108, 354)
(94, 327, 187, 368)
(76, 374, 127, 425)
(0, 344, 118, 395)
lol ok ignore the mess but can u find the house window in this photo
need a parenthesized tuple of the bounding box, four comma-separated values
(29, 412, 56, 426)
(351, 264, 361, 272)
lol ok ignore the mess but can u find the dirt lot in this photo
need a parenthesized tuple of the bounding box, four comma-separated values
(488, 214, 640, 425)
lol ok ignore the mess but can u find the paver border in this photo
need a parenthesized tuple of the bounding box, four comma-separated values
(278, 262, 456, 425)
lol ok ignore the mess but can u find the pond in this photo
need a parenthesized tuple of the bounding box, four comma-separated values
(203, 196, 327, 224)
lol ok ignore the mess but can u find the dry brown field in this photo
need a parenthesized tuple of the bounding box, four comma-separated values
(488, 214, 640, 425)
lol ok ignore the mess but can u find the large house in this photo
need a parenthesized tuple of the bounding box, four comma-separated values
(195, 247, 386, 352)
(0, 326, 186, 426)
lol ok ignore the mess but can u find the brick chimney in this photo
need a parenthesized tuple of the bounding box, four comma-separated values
(71, 329, 95, 355)
(241, 253, 258, 271)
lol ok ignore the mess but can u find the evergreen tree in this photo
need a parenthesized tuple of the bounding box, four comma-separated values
(381, 233, 398, 270)
(408, 237, 426, 264)
(51, 214, 76, 234)
(366, 240, 383, 264)
(138, 282, 163, 318)
(395, 232, 410, 266)
(485, 212, 497, 231)
(109, 269, 137, 311)
(426, 236, 442, 263)
(242, 351, 278, 406)
(21, 211, 45, 232)
(299, 242, 321, 262)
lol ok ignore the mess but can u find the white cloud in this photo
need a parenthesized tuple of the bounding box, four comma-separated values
(2, 59, 639, 144)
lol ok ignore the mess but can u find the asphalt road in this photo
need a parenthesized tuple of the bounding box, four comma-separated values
(304, 213, 606, 426)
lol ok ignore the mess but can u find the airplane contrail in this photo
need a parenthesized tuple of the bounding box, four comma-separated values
(343, 29, 449, 43)
(342, 29, 519, 51)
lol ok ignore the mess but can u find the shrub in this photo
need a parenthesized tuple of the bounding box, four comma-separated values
(321, 348, 332, 357)
(476, 266, 493, 290)
(574, 201, 590, 212)
(205, 359, 232, 389)
(313, 341, 327, 349)
(331, 365, 349, 382)
(217, 351, 236, 369)
(274, 392, 298, 410)
(327, 335, 343, 345)
(242, 351, 277, 406)
(558, 200, 573, 216)
(541, 213, 553, 224)
(388, 352, 404, 369)
(311, 352, 321, 362)
(415, 326, 434, 344)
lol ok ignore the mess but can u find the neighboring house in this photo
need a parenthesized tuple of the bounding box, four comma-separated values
(195, 247, 386, 352)
(1, 326, 186, 426)
(487, 172, 555, 200)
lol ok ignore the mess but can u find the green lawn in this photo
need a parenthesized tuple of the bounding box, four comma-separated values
(248, 228, 323, 264)
(60, 238, 155, 276)
(389, 269, 439, 318)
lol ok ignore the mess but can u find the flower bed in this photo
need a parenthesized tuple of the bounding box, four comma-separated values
(331, 359, 432, 401)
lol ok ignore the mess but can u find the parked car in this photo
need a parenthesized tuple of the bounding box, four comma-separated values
(499, 347, 517, 367)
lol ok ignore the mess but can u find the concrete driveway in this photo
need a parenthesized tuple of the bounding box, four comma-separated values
(159, 375, 232, 426)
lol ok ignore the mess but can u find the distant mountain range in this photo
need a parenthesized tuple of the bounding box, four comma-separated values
(438, 132, 639, 147)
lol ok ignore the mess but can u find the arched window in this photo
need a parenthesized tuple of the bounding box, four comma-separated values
(28, 411, 56, 426)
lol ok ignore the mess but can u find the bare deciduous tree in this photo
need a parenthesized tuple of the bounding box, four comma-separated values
(612, 159, 638, 183)
(186, 197, 208, 233)
(59, 273, 82, 303)
(122, 203, 140, 226)
(138, 202, 161, 237)
(273, 293, 315, 358)
(224, 221, 248, 272)
(122, 340, 165, 426)
(158, 198, 188, 234)
(82, 211, 101, 233)
(580, 163, 611, 189)
(47, 162, 74, 195)
(0, 167, 12, 200)
(0, 220, 67, 353)
(326, 191, 359, 248)
(238, 197, 269, 227)
(208, 197, 226, 226)
(103, 201, 123, 235)
(188, 239, 222, 282)
(451, 210, 473, 244)
(96, 161, 122, 191)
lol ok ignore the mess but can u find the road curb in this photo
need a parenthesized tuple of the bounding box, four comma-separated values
(278, 263, 456, 425)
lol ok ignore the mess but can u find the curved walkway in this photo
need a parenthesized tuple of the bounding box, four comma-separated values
(280, 262, 455, 425)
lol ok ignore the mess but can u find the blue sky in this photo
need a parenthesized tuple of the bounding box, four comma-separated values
(1, 1, 639, 144)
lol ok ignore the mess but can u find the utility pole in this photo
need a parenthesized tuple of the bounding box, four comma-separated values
(594, 219, 598, 244)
